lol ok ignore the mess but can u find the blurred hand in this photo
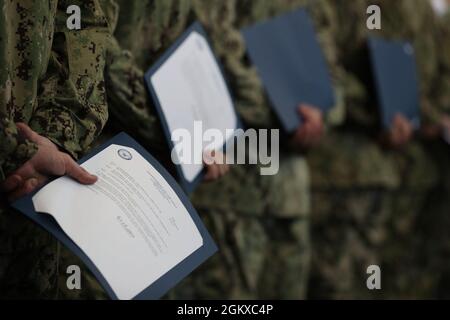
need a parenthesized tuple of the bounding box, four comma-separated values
(383, 114, 413, 149)
(290, 104, 324, 150)
(203, 150, 230, 182)
(1, 123, 97, 202)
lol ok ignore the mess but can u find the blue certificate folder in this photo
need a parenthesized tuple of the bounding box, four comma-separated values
(368, 37, 421, 129)
(242, 8, 335, 133)
(12, 132, 218, 300)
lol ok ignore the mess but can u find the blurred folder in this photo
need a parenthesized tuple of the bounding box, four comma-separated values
(368, 36, 421, 129)
(242, 8, 335, 133)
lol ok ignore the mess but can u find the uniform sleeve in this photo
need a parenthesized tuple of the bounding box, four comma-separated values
(0, 118, 38, 181)
(29, 0, 110, 160)
(0, 0, 55, 180)
(104, 35, 167, 152)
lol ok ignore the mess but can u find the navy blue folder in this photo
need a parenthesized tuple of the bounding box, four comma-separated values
(12, 132, 217, 300)
(242, 8, 335, 133)
(368, 36, 421, 129)
(145, 22, 241, 194)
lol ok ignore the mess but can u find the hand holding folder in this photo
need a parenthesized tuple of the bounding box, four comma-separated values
(368, 37, 421, 131)
(368, 37, 421, 148)
(2, 123, 97, 203)
(145, 23, 240, 194)
(290, 104, 325, 150)
(13, 133, 217, 300)
(242, 8, 335, 134)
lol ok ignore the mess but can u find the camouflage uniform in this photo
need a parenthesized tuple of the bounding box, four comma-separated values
(413, 6, 450, 299)
(105, 0, 273, 300)
(175, 0, 285, 300)
(66, 0, 315, 300)
(0, 0, 109, 299)
(185, 0, 345, 299)
(307, 0, 440, 299)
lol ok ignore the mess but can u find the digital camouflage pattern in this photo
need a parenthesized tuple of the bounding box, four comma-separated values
(69, 0, 316, 300)
(107, 0, 273, 300)
(408, 6, 450, 299)
(43, 0, 450, 300)
(0, 0, 109, 299)
(307, 0, 441, 299)
(186, 0, 331, 300)
(240, 0, 389, 300)
(56, 0, 194, 300)
(176, 0, 288, 299)
(150, 0, 342, 300)
(331, 0, 441, 130)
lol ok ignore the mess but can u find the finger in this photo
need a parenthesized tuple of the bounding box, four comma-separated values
(1, 175, 24, 193)
(301, 123, 314, 148)
(298, 104, 312, 121)
(202, 151, 215, 166)
(310, 121, 322, 139)
(16, 122, 40, 143)
(13, 162, 39, 182)
(204, 167, 214, 182)
(218, 164, 228, 177)
(7, 178, 39, 203)
(399, 119, 412, 145)
(398, 123, 408, 145)
(63, 155, 97, 185)
(299, 106, 312, 122)
(404, 121, 413, 141)
(390, 130, 400, 148)
(391, 115, 400, 134)
(210, 164, 220, 180)
(204, 164, 219, 182)
(217, 152, 226, 165)
(400, 131, 408, 146)
(35, 174, 49, 190)
(392, 128, 403, 147)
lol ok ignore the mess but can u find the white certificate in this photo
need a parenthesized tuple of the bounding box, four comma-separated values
(32, 144, 203, 300)
(151, 31, 238, 183)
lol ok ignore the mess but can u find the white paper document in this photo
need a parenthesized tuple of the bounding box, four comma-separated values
(32, 144, 203, 300)
(151, 31, 238, 183)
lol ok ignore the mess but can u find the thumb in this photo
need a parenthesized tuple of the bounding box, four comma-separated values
(63, 155, 98, 185)
(298, 104, 307, 117)
(16, 122, 40, 143)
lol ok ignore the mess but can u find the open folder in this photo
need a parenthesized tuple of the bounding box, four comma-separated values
(242, 8, 335, 133)
(12, 133, 217, 300)
(145, 22, 240, 194)
(368, 36, 421, 129)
